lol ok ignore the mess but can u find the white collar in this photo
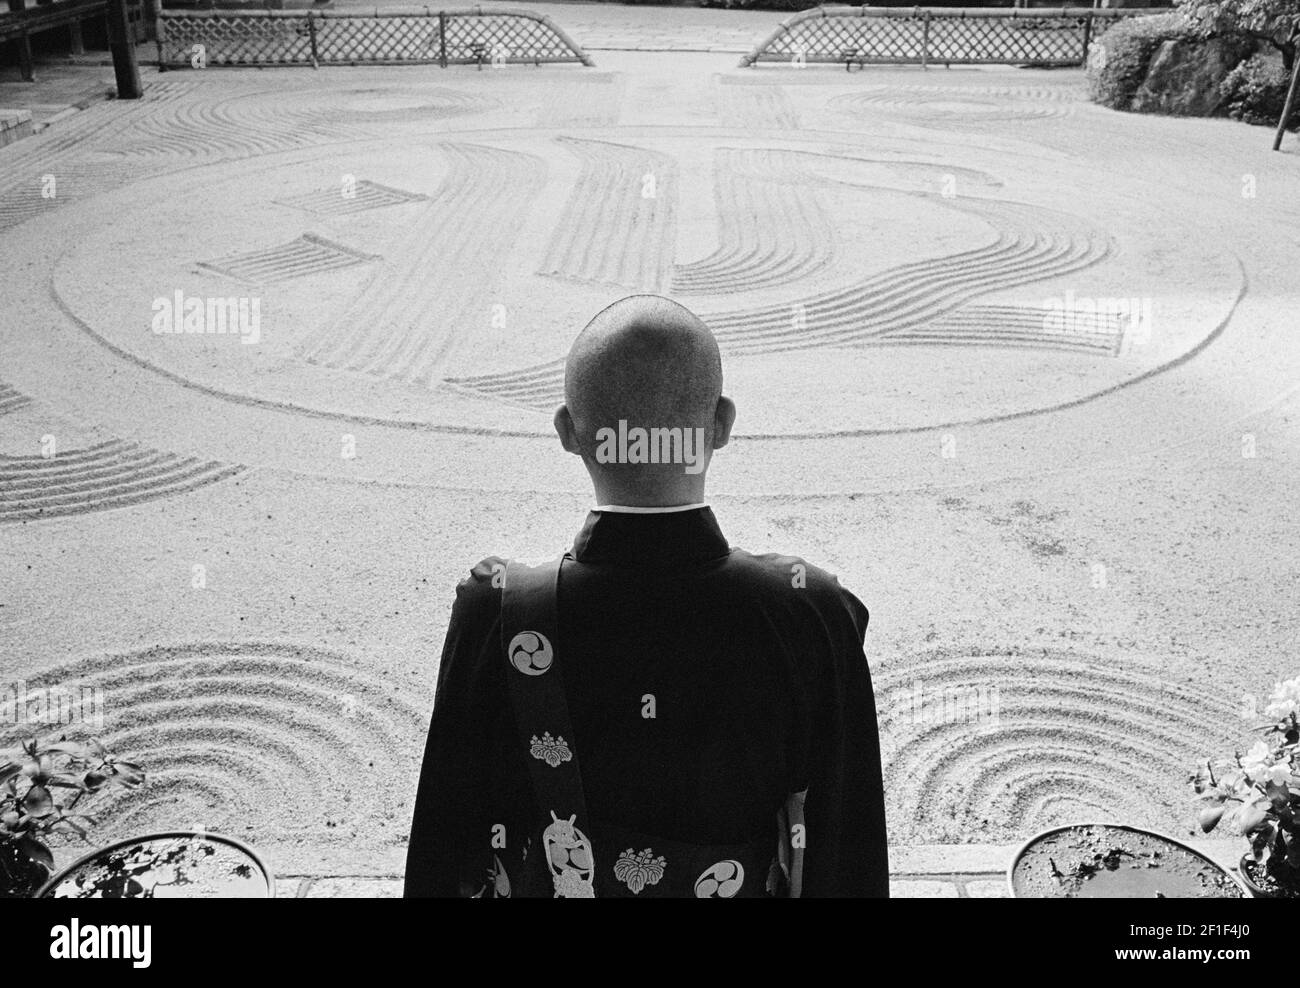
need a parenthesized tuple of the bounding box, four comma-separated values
(593, 503, 709, 514)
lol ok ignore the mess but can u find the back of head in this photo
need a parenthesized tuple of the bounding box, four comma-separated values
(562, 295, 726, 498)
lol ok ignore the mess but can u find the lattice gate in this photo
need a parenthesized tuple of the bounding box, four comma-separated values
(741, 6, 1165, 68)
(155, 7, 593, 68)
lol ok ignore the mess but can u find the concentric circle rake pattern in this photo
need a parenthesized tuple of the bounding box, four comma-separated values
(0, 81, 202, 231)
(873, 650, 1242, 841)
(98, 93, 365, 159)
(0, 439, 245, 523)
(0, 643, 430, 844)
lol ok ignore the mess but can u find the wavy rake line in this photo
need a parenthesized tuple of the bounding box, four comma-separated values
(324, 85, 492, 125)
(671, 148, 834, 297)
(537, 137, 678, 293)
(0, 81, 205, 230)
(300, 142, 546, 386)
(832, 85, 1076, 127)
(101, 97, 353, 160)
(875, 652, 1240, 838)
(705, 197, 1112, 355)
(714, 79, 799, 130)
(0, 79, 197, 174)
(0, 438, 245, 522)
(99, 83, 475, 160)
(0, 156, 152, 231)
(0, 642, 429, 842)
(443, 356, 566, 411)
(0, 383, 32, 416)
(445, 198, 1113, 407)
(888, 303, 1124, 356)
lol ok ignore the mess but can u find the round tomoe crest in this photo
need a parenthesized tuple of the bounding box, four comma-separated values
(694, 860, 745, 898)
(507, 630, 554, 676)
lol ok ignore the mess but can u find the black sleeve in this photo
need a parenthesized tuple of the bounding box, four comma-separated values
(799, 584, 890, 898)
(403, 562, 501, 898)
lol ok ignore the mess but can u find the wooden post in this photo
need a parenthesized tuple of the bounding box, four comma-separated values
(141, 0, 157, 42)
(15, 28, 35, 81)
(921, 10, 929, 70)
(306, 11, 319, 68)
(106, 0, 142, 99)
(1081, 12, 1093, 66)
(438, 10, 446, 67)
(69, 19, 84, 54)
(6, 0, 30, 80)
(1274, 43, 1300, 151)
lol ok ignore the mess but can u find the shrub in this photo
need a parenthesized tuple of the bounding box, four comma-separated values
(1178, 0, 1300, 68)
(1087, 13, 1197, 110)
(1220, 50, 1300, 124)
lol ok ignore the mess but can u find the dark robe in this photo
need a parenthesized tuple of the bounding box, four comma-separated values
(404, 507, 889, 897)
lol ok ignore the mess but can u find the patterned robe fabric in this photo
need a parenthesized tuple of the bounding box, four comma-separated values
(404, 507, 889, 898)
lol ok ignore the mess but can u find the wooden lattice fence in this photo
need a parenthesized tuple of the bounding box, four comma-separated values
(741, 6, 1170, 68)
(155, 6, 593, 68)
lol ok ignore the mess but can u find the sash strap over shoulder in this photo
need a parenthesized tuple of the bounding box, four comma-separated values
(501, 555, 789, 899)
(502, 558, 595, 898)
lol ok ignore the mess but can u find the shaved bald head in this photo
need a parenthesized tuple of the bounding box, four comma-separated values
(555, 295, 735, 506)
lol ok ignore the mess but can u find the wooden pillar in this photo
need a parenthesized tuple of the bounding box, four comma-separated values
(69, 19, 84, 55)
(106, 0, 142, 98)
(141, 0, 158, 43)
(14, 29, 35, 81)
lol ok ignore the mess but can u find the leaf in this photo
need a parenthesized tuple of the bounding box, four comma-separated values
(1237, 800, 1270, 834)
(17, 834, 53, 870)
(113, 762, 145, 786)
(1198, 804, 1226, 833)
(0, 762, 21, 787)
(1266, 781, 1292, 811)
(21, 785, 53, 818)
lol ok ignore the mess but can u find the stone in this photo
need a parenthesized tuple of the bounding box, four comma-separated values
(305, 877, 403, 898)
(965, 879, 1011, 898)
(1132, 36, 1259, 116)
(890, 879, 960, 898)
(0, 110, 33, 149)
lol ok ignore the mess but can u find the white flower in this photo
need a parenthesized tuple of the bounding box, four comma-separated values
(1263, 675, 1300, 721)
(1241, 740, 1291, 786)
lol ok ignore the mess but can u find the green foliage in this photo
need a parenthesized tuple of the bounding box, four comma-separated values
(700, 0, 818, 9)
(1193, 676, 1300, 894)
(1221, 51, 1299, 124)
(1178, 0, 1300, 49)
(1086, 13, 1196, 110)
(0, 737, 144, 898)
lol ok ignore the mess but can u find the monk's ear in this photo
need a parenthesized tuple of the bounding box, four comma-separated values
(554, 405, 583, 455)
(712, 396, 736, 450)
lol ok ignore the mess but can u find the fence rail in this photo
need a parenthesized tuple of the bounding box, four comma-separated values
(155, 6, 593, 69)
(741, 6, 1168, 68)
